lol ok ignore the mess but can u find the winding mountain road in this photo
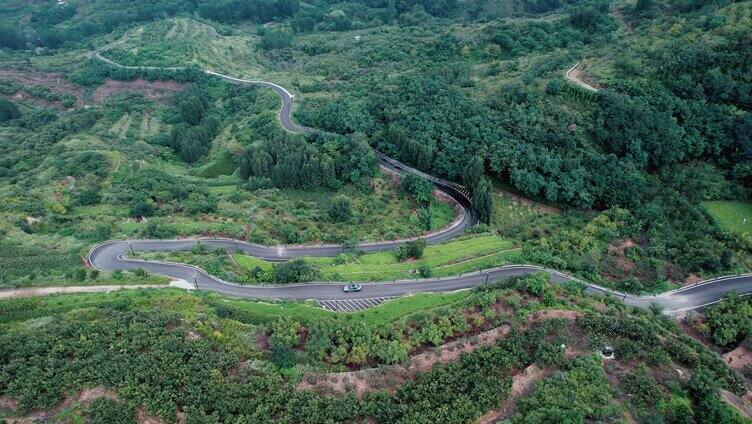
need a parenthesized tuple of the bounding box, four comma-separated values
(566, 62, 599, 93)
(83, 20, 752, 315)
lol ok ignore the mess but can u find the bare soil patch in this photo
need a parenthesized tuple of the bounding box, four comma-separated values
(683, 274, 704, 285)
(184, 330, 203, 341)
(0, 68, 185, 107)
(662, 267, 705, 290)
(600, 240, 639, 281)
(529, 309, 580, 321)
(0, 396, 18, 412)
(137, 406, 173, 424)
(8, 91, 67, 110)
(679, 319, 722, 354)
(92, 79, 184, 103)
(257, 332, 269, 350)
(0, 68, 85, 104)
(607, 239, 637, 256)
(724, 346, 752, 371)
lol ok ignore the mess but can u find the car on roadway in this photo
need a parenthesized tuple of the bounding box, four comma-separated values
(342, 283, 362, 293)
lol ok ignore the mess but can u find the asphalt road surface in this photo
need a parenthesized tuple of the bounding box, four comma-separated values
(87, 240, 752, 315)
(87, 21, 752, 315)
(566, 62, 599, 93)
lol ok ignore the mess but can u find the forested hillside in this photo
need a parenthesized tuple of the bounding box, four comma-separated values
(0, 0, 750, 287)
(291, 0, 752, 290)
(0, 57, 450, 288)
(1, 0, 752, 422)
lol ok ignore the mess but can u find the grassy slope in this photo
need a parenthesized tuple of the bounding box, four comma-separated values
(106, 18, 265, 77)
(703, 201, 752, 242)
(219, 290, 470, 326)
(102, 17, 315, 89)
(0, 287, 469, 328)
(233, 234, 523, 282)
(311, 235, 521, 281)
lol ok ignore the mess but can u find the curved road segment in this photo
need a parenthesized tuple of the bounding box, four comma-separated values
(566, 62, 599, 93)
(87, 21, 751, 315)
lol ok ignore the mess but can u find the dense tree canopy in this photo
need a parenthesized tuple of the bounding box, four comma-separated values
(0, 97, 20, 123)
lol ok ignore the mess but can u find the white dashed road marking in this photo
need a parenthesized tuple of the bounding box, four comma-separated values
(318, 296, 395, 312)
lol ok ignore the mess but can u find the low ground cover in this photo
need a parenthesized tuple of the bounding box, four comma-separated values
(703, 201, 752, 243)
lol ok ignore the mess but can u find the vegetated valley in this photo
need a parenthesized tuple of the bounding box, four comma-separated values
(0, 0, 751, 422)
